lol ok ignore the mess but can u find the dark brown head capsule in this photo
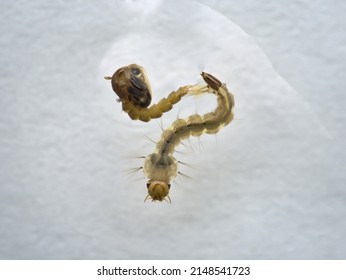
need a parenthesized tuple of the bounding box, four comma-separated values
(109, 64, 152, 108)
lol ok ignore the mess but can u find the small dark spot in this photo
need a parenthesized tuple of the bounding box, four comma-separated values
(131, 67, 141, 76)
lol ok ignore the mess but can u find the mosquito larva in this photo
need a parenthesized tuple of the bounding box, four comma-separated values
(105, 64, 193, 122)
(143, 72, 235, 202)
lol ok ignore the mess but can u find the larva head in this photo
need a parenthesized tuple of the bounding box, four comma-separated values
(145, 180, 171, 203)
(106, 64, 152, 108)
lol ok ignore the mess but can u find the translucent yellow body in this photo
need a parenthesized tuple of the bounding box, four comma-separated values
(143, 72, 235, 202)
(106, 65, 235, 202)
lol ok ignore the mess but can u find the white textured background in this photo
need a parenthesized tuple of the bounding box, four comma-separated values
(1, 0, 345, 259)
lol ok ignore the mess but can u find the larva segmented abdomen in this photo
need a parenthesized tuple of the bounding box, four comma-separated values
(122, 85, 191, 122)
(156, 73, 234, 157)
(144, 72, 235, 202)
(105, 64, 192, 122)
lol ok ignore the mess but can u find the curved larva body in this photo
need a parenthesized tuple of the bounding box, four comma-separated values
(144, 72, 235, 202)
(105, 64, 192, 122)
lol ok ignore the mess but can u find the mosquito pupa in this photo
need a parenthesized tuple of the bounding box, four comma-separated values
(105, 64, 194, 122)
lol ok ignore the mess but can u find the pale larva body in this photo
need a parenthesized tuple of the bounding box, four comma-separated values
(143, 72, 235, 202)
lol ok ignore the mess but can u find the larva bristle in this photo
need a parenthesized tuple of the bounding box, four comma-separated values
(120, 154, 145, 160)
(142, 134, 157, 144)
(124, 166, 143, 177)
(177, 160, 195, 169)
(178, 171, 192, 180)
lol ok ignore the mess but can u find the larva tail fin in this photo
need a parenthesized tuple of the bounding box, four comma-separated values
(201, 72, 222, 91)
